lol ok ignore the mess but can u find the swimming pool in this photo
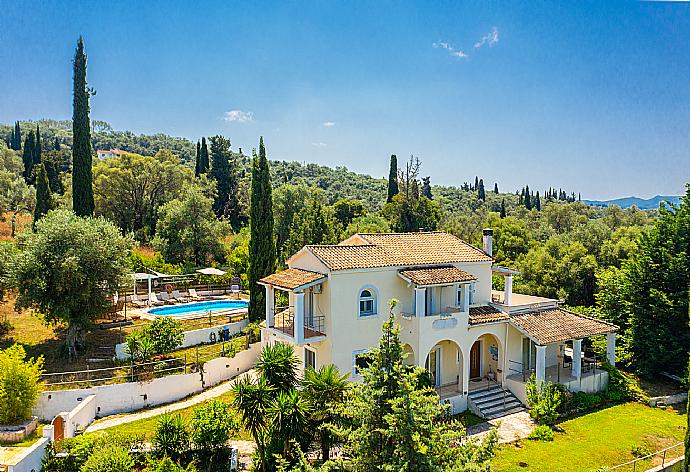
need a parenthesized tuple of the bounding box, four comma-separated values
(148, 300, 249, 317)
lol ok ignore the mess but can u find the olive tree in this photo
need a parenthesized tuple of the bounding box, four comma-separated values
(13, 210, 134, 359)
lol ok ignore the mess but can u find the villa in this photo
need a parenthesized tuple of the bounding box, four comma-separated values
(259, 231, 618, 419)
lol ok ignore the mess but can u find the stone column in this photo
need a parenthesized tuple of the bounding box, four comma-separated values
(535, 345, 546, 384)
(294, 292, 305, 344)
(572, 339, 582, 380)
(462, 348, 470, 395)
(606, 332, 616, 366)
(504, 274, 513, 305)
(265, 285, 275, 328)
(415, 287, 426, 317)
(462, 284, 470, 312)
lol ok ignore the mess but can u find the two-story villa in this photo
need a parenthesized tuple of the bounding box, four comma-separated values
(259, 231, 618, 419)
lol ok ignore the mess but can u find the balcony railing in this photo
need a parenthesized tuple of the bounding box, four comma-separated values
(271, 307, 326, 339)
(400, 306, 465, 319)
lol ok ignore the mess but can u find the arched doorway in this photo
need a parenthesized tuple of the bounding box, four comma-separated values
(470, 333, 504, 384)
(424, 340, 464, 395)
(402, 343, 415, 366)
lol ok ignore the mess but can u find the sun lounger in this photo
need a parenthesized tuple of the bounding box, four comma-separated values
(159, 292, 176, 304)
(131, 293, 148, 308)
(230, 284, 241, 299)
(171, 289, 185, 302)
(149, 292, 164, 306)
(188, 288, 202, 301)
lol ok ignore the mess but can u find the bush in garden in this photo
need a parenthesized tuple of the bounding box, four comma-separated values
(148, 456, 186, 472)
(42, 431, 145, 472)
(0, 343, 44, 424)
(153, 413, 188, 461)
(190, 400, 238, 460)
(525, 374, 562, 426)
(600, 361, 645, 402)
(528, 424, 554, 442)
(141, 317, 184, 355)
(81, 444, 134, 472)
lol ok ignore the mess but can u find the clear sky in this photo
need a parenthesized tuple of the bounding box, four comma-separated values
(2, 1, 689, 199)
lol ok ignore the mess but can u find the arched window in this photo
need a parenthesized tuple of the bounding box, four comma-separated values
(359, 288, 377, 317)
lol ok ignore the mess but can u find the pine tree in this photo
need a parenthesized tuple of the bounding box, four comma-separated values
(72, 36, 95, 217)
(387, 154, 399, 202)
(33, 125, 42, 165)
(194, 140, 201, 177)
(525, 185, 532, 210)
(494, 182, 499, 194)
(199, 137, 209, 174)
(421, 176, 432, 199)
(22, 131, 35, 181)
(478, 179, 486, 201)
(500, 198, 506, 218)
(535, 191, 541, 211)
(33, 163, 52, 228)
(248, 137, 276, 322)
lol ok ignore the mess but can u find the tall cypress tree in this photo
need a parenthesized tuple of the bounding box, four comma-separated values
(494, 182, 499, 194)
(12, 121, 22, 150)
(525, 185, 532, 210)
(478, 179, 486, 201)
(248, 137, 276, 322)
(474, 176, 479, 192)
(535, 191, 541, 211)
(500, 198, 506, 218)
(194, 140, 201, 177)
(209, 135, 240, 226)
(22, 131, 35, 181)
(72, 36, 95, 217)
(387, 154, 399, 203)
(199, 137, 209, 174)
(34, 125, 42, 165)
(33, 163, 52, 228)
(53, 136, 60, 151)
(421, 176, 432, 200)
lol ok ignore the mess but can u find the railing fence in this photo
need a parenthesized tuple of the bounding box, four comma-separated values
(608, 442, 684, 471)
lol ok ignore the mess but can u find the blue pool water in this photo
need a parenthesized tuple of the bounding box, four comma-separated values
(149, 300, 249, 317)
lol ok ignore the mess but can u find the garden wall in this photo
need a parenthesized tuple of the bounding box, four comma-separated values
(34, 342, 261, 421)
(6, 437, 49, 472)
(114, 318, 249, 360)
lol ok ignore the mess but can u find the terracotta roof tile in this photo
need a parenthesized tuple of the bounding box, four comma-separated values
(469, 305, 509, 325)
(510, 308, 618, 345)
(307, 232, 492, 271)
(259, 268, 326, 291)
(400, 266, 476, 286)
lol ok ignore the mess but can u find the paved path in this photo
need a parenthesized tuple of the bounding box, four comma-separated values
(467, 411, 535, 444)
(85, 370, 257, 433)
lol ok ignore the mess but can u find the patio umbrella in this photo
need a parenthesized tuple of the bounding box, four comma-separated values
(196, 267, 227, 295)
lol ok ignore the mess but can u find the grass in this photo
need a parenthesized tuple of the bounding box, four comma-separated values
(454, 410, 485, 427)
(94, 390, 252, 441)
(491, 402, 687, 472)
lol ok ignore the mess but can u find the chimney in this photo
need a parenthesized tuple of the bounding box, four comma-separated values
(482, 228, 493, 257)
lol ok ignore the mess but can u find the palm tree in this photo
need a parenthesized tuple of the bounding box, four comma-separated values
(232, 375, 274, 472)
(256, 343, 300, 393)
(302, 364, 349, 462)
(267, 389, 310, 458)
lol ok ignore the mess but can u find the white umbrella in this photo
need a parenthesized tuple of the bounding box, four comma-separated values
(196, 267, 227, 276)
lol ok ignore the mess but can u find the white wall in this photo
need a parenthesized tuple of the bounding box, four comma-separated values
(61, 394, 97, 438)
(34, 342, 261, 421)
(6, 437, 49, 472)
(115, 319, 249, 360)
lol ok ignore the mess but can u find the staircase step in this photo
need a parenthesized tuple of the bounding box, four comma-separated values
(480, 400, 522, 415)
(485, 406, 526, 420)
(468, 386, 502, 400)
(473, 390, 508, 404)
(476, 396, 521, 410)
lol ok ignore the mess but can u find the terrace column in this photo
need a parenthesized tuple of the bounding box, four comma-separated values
(265, 285, 275, 328)
(462, 283, 470, 312)
(535, 345, 546, 384)
(572, 339, 582, 381)
(294, 291, 305, 344)
(415, 287, 426, 317)
(504, 274, 513, 306)
(462, 347, 470, 395)
(606, 332, 616, 366)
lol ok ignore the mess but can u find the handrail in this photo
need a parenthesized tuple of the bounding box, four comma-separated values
(608, 442, 683, 470)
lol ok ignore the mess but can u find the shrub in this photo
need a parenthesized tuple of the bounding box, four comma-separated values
(81, 444, 134, 472)
(631, 443, 653, 458)
(190, 400, 238, 455)
(153, 413, 188, 461)
(0, 344, 44, 424)
(0, 317, 13, 336)
(148, 456, 185, 472)
(600, 361, 645, 403)
(42, 431, 145, 471)
(528, 424, 554, 442)
(242, 322, 261, 344)
(141, 317, 184, 355)
(525, 374, 562, 426)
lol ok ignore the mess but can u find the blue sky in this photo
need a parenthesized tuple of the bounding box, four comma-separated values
(2, 1, 689, 199)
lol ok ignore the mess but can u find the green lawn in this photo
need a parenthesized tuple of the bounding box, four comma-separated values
(93, 390, 252, 441)
(491, 403, 686, 472)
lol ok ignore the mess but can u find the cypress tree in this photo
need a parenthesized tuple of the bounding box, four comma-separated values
(33, 163, 52, 228)
(72, 36, 95, 217)
(12, 121, 22, 150)
(199, 137, 209, 174)
(478, 179, 486, 201)
(494, 182, 499, 194)
(248, 137, 276, 322)
(421, 176, 432, 200)
(44, 158, 62, 194)
(209, 135, 240, 227)
(34, 125, 42, 165)
(474, 176, 479, 191)
(535, 191, 541, 211)
(54, 136, 60, 151)
(525, 185, 532, 210)
(22, 131, 35, 181)
(500, 198, 506, 218)
(387, 154, 399, 202)
(194, 140, 201, 177)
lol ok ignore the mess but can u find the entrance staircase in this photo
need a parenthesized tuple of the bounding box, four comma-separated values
(468, 384, 525, 420)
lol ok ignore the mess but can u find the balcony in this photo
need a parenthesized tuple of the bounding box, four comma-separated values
(270, 307, 326, 341)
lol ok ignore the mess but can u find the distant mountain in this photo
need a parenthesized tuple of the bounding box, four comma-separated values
(583, 195, 682, 210)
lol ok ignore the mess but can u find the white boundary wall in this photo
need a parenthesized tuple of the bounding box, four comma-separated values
(6, 437, 49, 472)
(34, 342, 260, 421)
(115, 319, 249, 360)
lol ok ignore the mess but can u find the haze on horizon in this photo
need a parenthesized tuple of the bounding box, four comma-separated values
(2, 1, 689, 200)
